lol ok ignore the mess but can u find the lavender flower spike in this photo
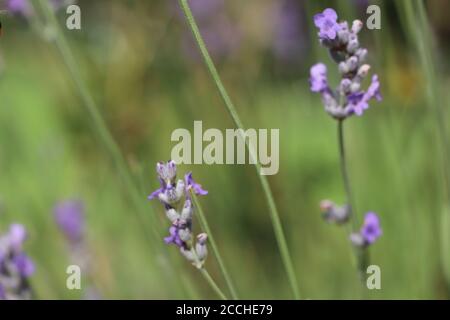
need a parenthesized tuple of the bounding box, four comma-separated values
(0, 223, 34, 300)
(314, 8, 341, 40)
(310, 8, 382, 119)
(149, 161, 209, 268)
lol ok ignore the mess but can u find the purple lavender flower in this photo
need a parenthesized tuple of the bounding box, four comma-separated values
(185, 172, 208, 196)
(309, 63, 329, 93)
(54, 200, 85, 243)
(314, 8, 341, 40)
(164, 225, 185, 248)
(310, 8, 382, 119)
(12, 253, 35, 277)
(0, 224, 34, 299)
(272, 0, 307, 63)
(348, 75, 381, 116)
(8, 223, 27, 252)
(360, 212, 382, 244)
(150, 161, 209, 268)
(6, 0, 32, 16)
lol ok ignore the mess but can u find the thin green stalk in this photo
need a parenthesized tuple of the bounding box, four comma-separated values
(337, 120, 367, 293)
(192, 194, 238, 299)
(189, 248, 228, 300)
(178, 0, 300, 299)
(199, 268, 228, 300)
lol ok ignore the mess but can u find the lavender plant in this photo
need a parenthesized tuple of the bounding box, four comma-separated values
(0, 224, 34, 300)
(310, 8, 382, 281)
(149, 160, 227, 299)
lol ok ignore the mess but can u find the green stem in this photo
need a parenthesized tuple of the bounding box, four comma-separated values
(192, 194, 239, 299)
(199, 268, 228, 300)
(189, 248, 228, 300)
(178, 0, 300, 299)
(337, 120, 367, 292)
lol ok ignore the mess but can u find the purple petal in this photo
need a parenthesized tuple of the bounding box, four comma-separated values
(13, 253, 35, 278)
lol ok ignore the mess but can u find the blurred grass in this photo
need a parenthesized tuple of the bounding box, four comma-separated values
(0, 0, 449, 299)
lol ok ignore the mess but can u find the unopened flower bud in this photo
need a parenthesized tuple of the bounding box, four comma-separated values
(350, 233, 365, 247)
(156, 160, 177, 183)
(320, 200, 350, 224)
(165, 208, 180, 223)
(178, 228, 191, 242)
(195, 233, 208, 261)
(351, 20, 363, 34)
(347, 35, 359, 53)
(339, 61, 349, 74)
(347, 56, 358, 72)
(357, 64, 371, 78)
(180, 199, 193, 222)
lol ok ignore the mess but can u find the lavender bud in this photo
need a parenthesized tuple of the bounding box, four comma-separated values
(338, 61, 349, 74)
(351, 20, 363, 34)
(355, 48, 368, 63)
(178, 228, 191, 242)
(340, 79, 352, 94)
(346, 35, 359, 53)
(165, 208, 180, 224)
(320, 200, 350, 224)
(350, 81, 361, 93)
(350, 233, 365, 247)
(180, 199, 193, 222)
(156, 160, 177, 183)
(195, 233, 208, 261)
(180, 247, 196, 263)
(347, 56, 359, 72)
(357, 64, 371, 78)
(175, 180, 186, 201)
(337, 29, 350, 44)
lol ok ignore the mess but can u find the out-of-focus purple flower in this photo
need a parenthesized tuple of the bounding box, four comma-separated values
(175, 0, 240, 60)
(314, 8, 341, 40)
(164, 225, 185, 248)
(54, 200, 85, 243)
(272, 0, 307, 63)
(0, 224, 34, 299)
(7, 224, 27, 252)
(360, 212, 382, 244)
(12, 253, 35, 277)
(185, 172, 208, 196)
(309, 63, 329, 93)
(6, 0, 32, 16)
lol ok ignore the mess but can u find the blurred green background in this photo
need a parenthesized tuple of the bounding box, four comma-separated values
(1, 0, 450, 299)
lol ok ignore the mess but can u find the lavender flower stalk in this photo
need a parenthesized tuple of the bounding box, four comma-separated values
(149, 161, 227, 299)
(310, 8, 382, 284)
(0, 224, 34, 300)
